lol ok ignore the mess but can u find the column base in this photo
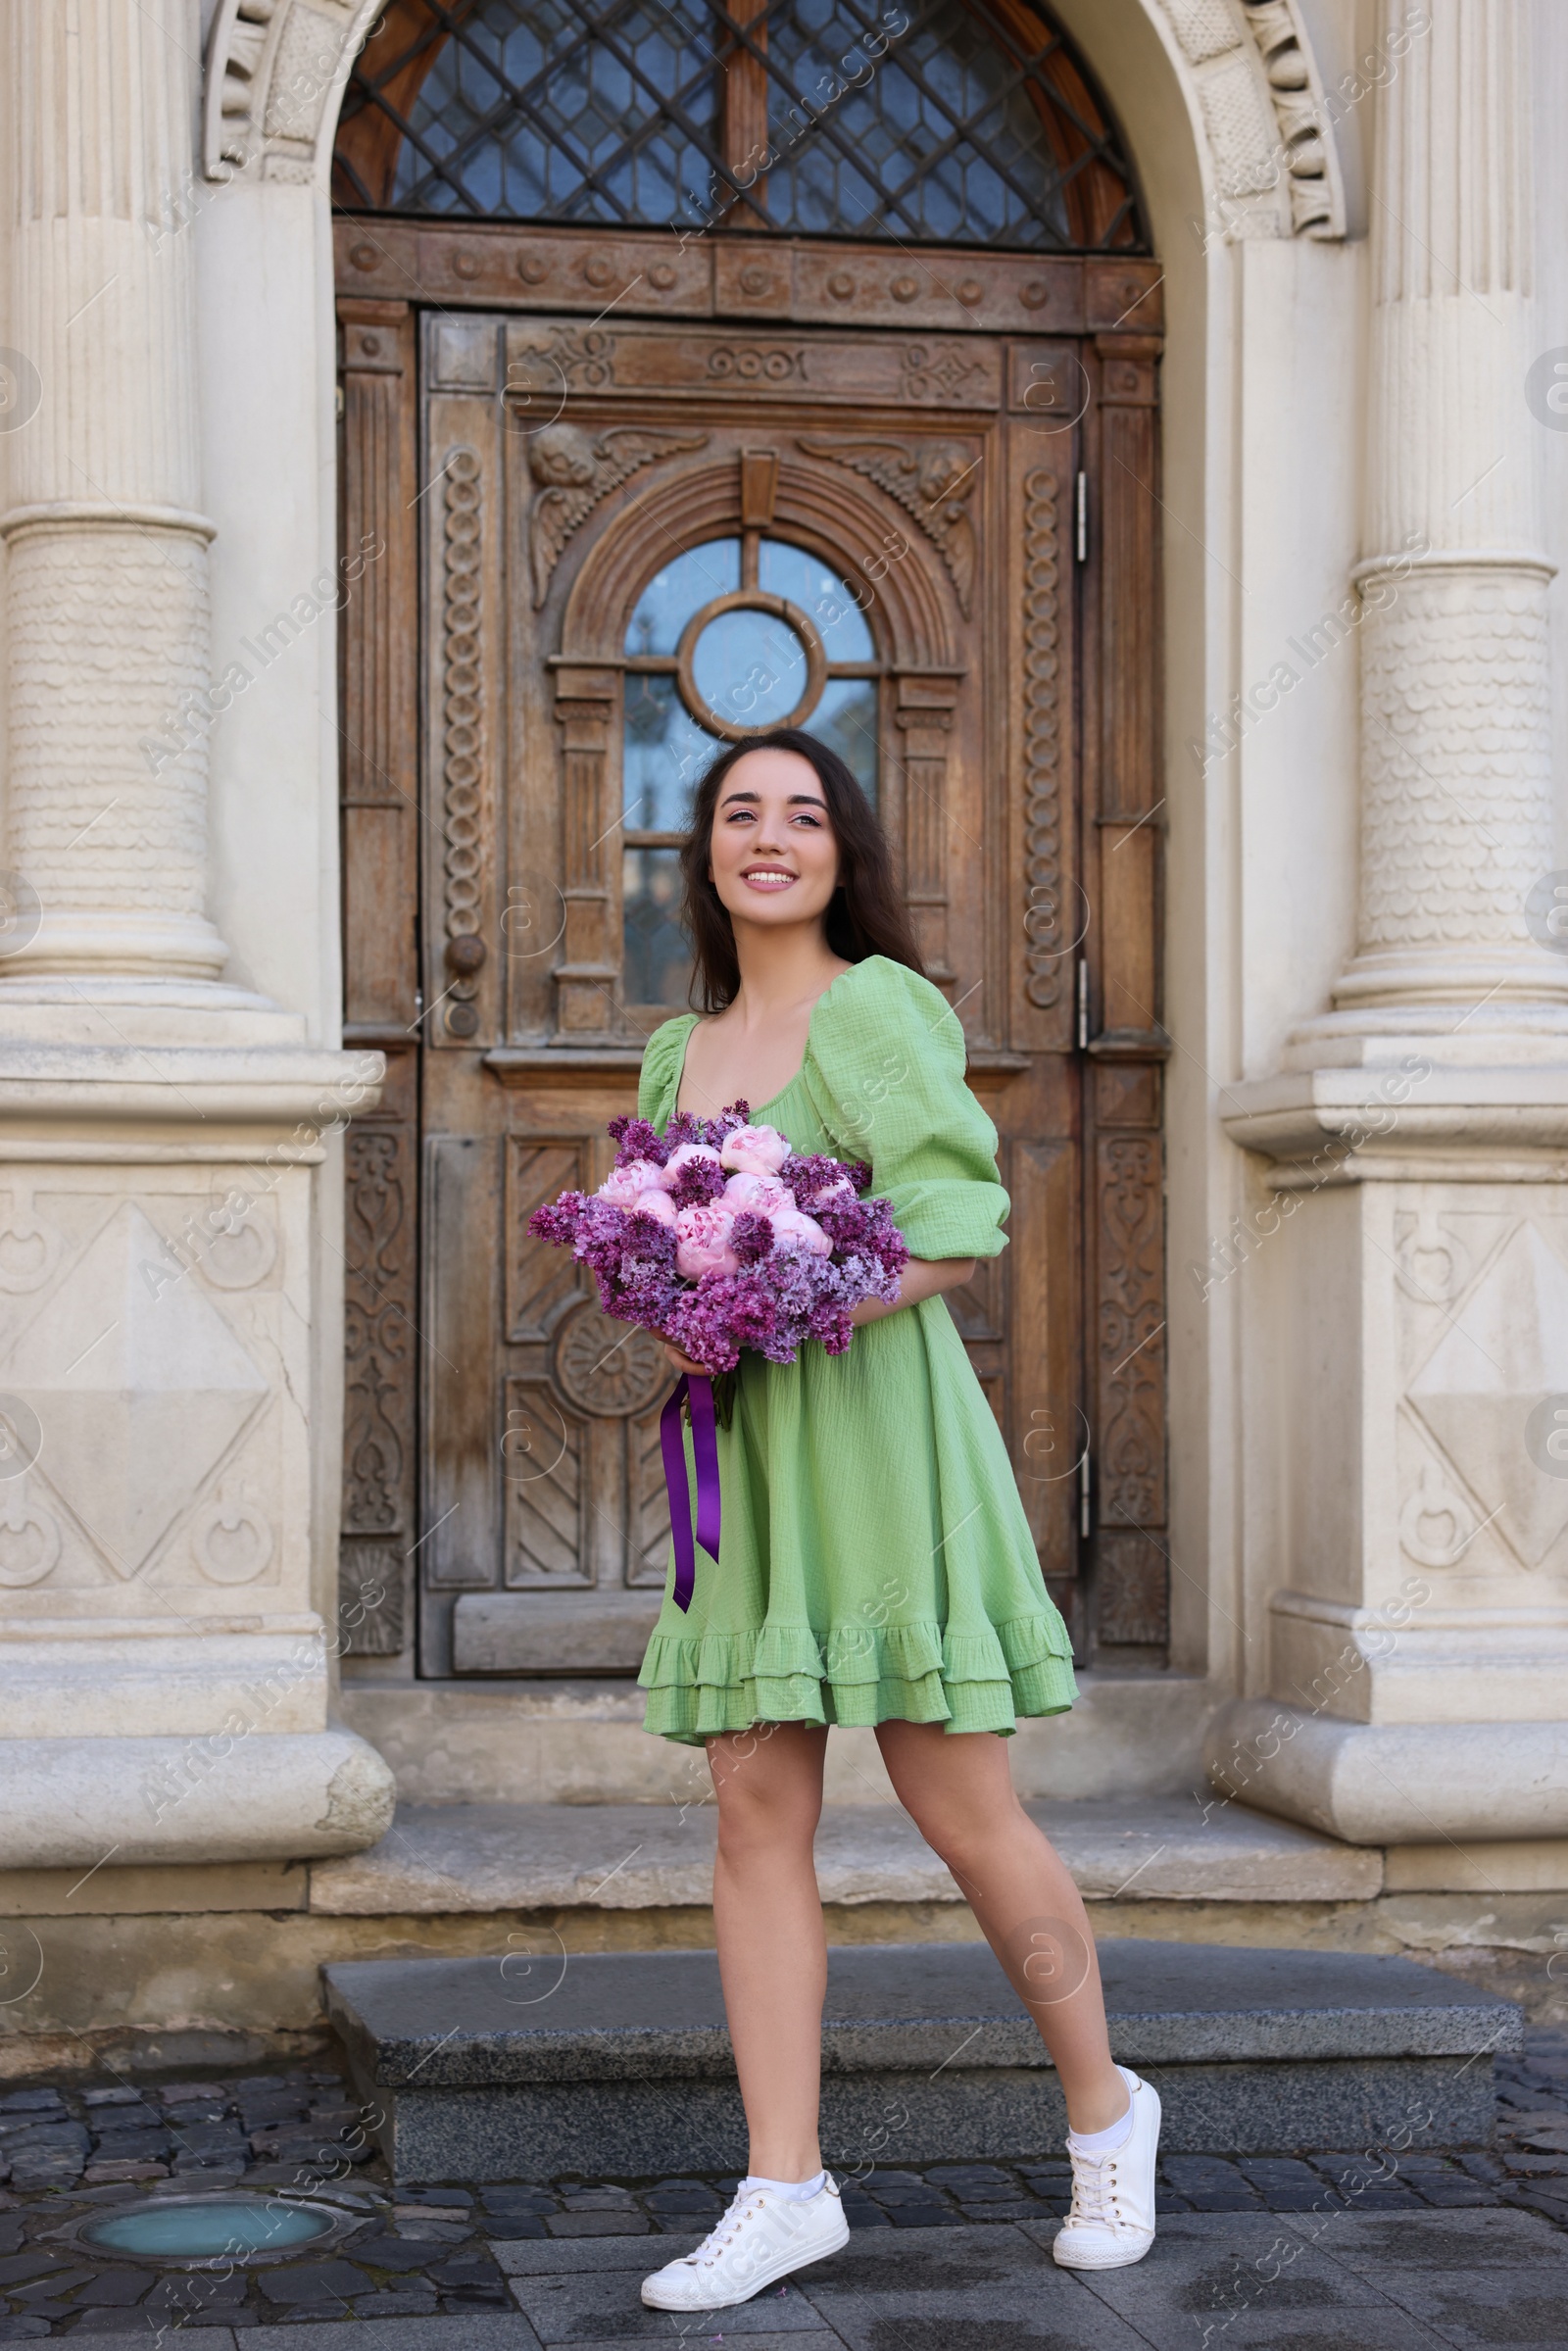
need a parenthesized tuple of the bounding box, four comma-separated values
(1285, 1003, 1568, 1071)
(0, 1730, 395, 1868)
(1204, 1699, 1568, 1844)
(1322, 950, 1568, 1018)
(0, 976, 315, 1050)
(4, 910, 231, 984)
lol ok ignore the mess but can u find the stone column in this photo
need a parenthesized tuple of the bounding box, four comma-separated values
(1319, 0, 1564, 1032)
(0, 0, 394, 1867)
(1211, 0, 1568, 1847)
(1, 0, 228, 984)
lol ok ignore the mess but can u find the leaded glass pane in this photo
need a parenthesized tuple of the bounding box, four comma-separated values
(811, 677, 879, 798)
(623, 846, 691, 1002)
(385, 0, 723, 221)
(759, 542, 874, 660)
(763, 0, 1071, 245)
(623, 675, 722, 827)
(693, 609, 812, 728)
(625, 540, 741, 657)
(337, 0, 1147, 254)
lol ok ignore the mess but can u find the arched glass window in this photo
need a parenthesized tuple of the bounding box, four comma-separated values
(620, 534, 879, 1003)
(335, 0, 1147, 253)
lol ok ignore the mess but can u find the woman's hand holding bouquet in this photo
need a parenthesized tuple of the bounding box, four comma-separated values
(527, 1102, 909, 1609)
(528, 1101, 908, 1373)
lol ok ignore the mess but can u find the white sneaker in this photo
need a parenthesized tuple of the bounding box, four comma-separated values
(1052, 2068, 1161, 2270)
(640, 2175, 850, 2311)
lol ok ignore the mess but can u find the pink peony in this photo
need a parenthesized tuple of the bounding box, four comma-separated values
(631, 1189, 678, 1228)
(802, 1174, 855, 1208)
(658, 1142, 724, 1191)
(722, 1171, 794, 1216)
(770, 1206, 832, 1257)
(674, 1201, 740, 1279)
(597, 1158, 664, 1207)
(720, 1123, 791, 1177)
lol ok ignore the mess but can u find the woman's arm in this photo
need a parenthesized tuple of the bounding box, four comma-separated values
(662, 1255, 975, 1376)
(849, 1253, 975, 1327)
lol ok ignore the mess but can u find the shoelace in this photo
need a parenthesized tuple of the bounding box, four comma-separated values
(1066, 2149, 1124, 2229)
(689, 2187, 768, 2269)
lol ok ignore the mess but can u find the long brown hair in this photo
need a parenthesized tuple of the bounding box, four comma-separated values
(678, 728, 924, 1012)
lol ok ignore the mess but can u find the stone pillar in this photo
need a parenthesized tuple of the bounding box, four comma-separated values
(1323, 0, 1565, 1029)
(1211, 0, 1568, 1845)
(0, 0, 394, 1865)
(1, 0, 227, 983)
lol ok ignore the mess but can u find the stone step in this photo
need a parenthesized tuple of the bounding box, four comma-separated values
(322, 1938, 1520, 2181)
(307, 1794, 1382, 1913)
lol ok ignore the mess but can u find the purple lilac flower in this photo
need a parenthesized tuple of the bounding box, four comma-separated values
(608, 1114, 670, 1170)
(664, 1155, 728, 1209)
(711, 1101, 750, 1137)
(527, 1193, 589, 1248)
(530, 1119, 907, 1368)
(664, 1278, 745, 1371)
(729, 1211, 774, 1266)
(781, 1151, 873, 1206)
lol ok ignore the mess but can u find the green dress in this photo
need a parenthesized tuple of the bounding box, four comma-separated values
(636, 955, 1077, 1746)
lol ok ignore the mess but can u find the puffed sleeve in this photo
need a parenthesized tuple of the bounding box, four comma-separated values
(637, 1015, 698, 1127)
(802, 956, 1009, 1259)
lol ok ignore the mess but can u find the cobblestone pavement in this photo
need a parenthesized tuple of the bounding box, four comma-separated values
(0, 2028, 1562, 2337)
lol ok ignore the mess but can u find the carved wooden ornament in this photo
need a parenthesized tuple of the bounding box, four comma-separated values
(527, 424, 709, 606)
(798, 435, 979, 615)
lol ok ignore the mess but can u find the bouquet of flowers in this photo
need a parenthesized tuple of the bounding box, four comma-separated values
(527, 1102, 908, 1607)
(528, 1102, 908, 1371)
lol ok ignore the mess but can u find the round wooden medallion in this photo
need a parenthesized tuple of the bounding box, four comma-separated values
(554, 1299, 669, 1417)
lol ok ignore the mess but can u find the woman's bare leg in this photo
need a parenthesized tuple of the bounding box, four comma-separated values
(874, 1720, 1126, 2134)
(708, 1721, 830, 2179)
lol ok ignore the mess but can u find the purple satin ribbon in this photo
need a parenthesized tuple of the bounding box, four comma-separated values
(660, 1373, 721, 1612)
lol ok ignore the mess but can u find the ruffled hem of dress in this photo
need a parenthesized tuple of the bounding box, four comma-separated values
(638, 1612, 1076, 1746)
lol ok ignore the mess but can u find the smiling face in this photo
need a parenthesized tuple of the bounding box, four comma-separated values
(706, 746, 841, 938)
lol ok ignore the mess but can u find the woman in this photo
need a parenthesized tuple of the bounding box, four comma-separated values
(635, 727, 1159, 2314)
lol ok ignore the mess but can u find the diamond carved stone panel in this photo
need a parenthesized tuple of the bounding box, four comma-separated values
(0, 1202, 270, 1578)
(1405, 1220, 1568, 1573)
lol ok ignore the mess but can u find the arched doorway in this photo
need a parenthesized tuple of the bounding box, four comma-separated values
(332, 0, 1169, 1680)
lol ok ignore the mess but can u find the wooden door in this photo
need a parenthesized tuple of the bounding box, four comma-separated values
(335, 221, 1168, 1678)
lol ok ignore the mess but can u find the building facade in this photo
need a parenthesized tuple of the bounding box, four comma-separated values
(2, 0, 1567, 2056)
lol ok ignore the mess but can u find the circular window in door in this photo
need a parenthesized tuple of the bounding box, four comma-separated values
(621, 536, 881, 1005)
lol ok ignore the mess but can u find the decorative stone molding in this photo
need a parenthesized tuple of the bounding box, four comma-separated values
(1221, 1068, 1568, 1187)
(1156, 0, 1346, 239)
(1403, 1218, 1568, 1576)
(0, 1143, 398, 1862)
(204, 0, 382, 182)
(204, 0, 1346, 241)
(2, 516, 227, 980)
(1340, 560, 1561, 1012)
